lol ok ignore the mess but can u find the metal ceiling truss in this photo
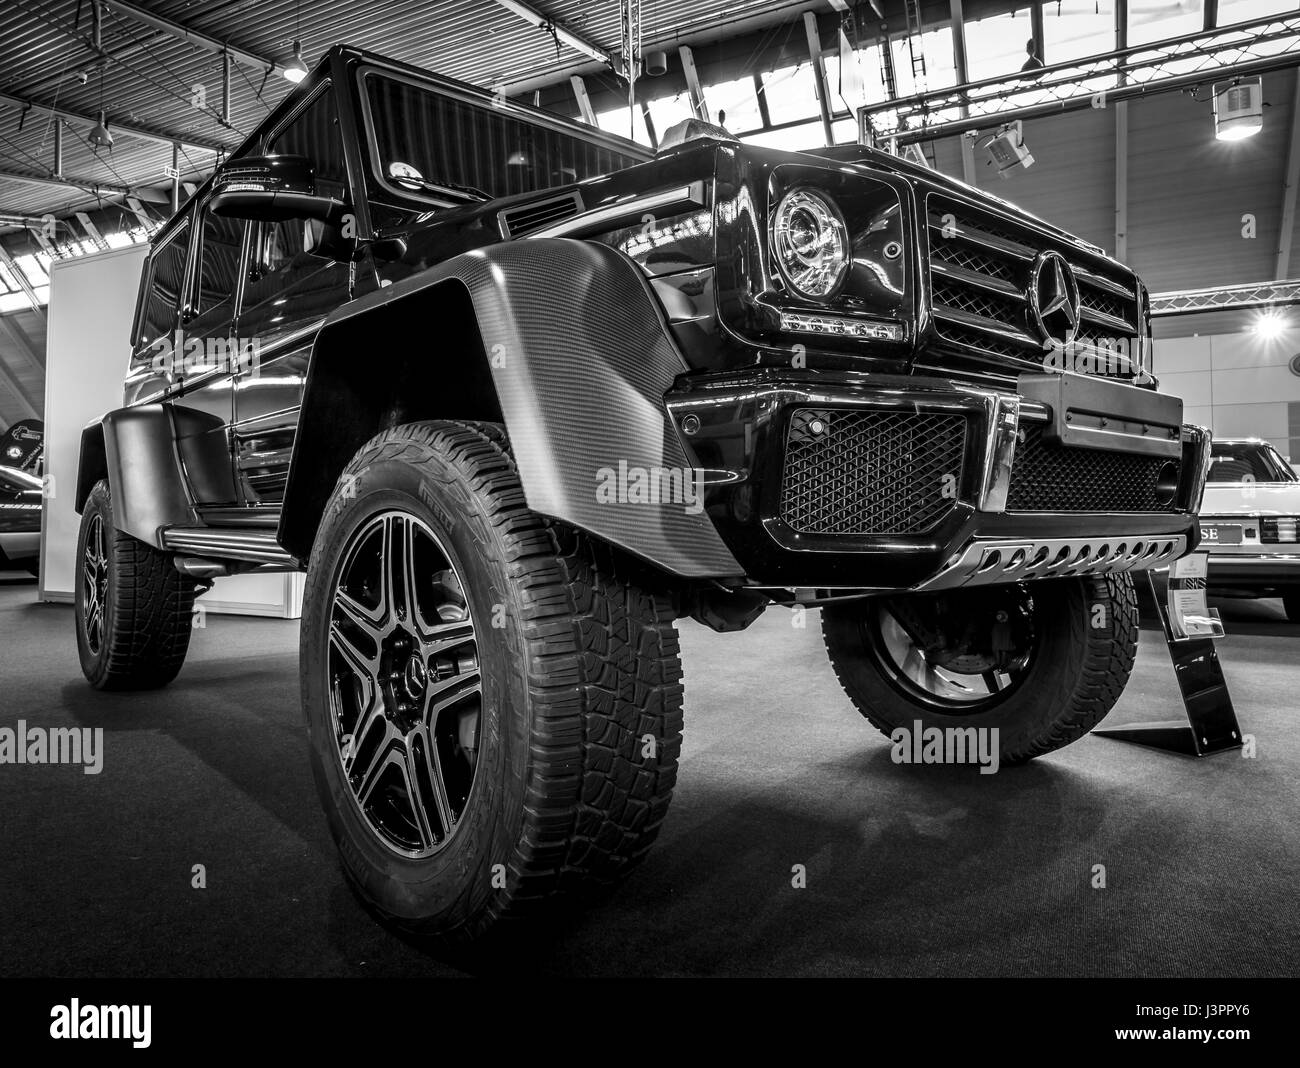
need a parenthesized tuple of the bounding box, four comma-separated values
(492, 0, 615, 68)
(1150, 280, 1300, 316)
(861, 12, 1300, 146)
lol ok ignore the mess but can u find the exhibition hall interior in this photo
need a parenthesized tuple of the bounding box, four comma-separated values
(1, 0, 1298, 985)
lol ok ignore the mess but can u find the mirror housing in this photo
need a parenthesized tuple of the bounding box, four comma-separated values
(210, 154, 346, 224)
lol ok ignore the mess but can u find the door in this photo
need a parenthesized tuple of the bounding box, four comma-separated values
(171, 198, 246, 511)
(124, 217, 191, 408)
(232, 82, 354, 510)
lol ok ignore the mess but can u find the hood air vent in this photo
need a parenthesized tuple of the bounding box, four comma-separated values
(499, 192, 584, 238)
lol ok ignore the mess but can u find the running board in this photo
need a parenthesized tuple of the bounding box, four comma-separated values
(161, 527, 299, 569)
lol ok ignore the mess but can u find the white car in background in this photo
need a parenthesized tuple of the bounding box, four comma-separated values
(1199, 438, 1300, 622)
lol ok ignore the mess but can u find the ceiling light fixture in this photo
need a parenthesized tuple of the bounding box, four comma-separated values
(89, 109, 113, 148)
(281, 41, 308, 84)
(281, 2, 308, 84)
(982, 121, 1034, 178)
(89, 66, 112, 150)
(1253, 310, 1288, 339)
(1214, 78, 1264, 141)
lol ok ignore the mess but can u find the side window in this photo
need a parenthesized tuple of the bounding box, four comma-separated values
(193, 206, 244, 321)
(136, 221, 191, 350)
(238, 85, 352, 336)
(267, 87, 347, 200)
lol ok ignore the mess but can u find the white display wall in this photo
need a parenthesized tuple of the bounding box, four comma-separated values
(41, 243, 303, 618)
(1155, 329, 1300, 462)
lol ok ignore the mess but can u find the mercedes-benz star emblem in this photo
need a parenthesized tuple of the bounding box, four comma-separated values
(1028, 250, 1082, 346)
(403, 654, 428, 700)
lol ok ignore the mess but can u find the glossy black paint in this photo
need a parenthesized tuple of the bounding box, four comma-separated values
(92, 43, 1198, 590)
(665, 367, 1202, 588)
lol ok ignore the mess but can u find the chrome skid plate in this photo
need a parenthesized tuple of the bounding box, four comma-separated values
(915, 534, 1189, 591)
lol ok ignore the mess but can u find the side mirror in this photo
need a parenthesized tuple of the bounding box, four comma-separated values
(210, 154, 346, 224)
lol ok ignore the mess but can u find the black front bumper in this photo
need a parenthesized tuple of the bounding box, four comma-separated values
(665, 367, 1208, 589)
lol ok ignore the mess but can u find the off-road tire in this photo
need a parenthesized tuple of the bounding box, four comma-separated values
(75, 479, 199, 690)
(300, 420, 683, 942)
(822, 574, 1139, 764)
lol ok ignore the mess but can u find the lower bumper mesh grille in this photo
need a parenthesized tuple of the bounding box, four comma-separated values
(780, 409, 967, 535)
(1008, 426, 1179, 512)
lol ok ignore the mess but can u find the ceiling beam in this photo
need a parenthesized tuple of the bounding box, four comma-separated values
(569, 76, 597, 125)
(678, 46, 710, 123)
(0, 90, 226, 156)
(803, 12, 834, 147)
(74, 212, 109, 249)
(491, 1, 614, 67)
(0, 314, 44, 376)
(0, 246, 47, 326)
(100, 0, 279, 77)
(0, 167, 134, 200)
(1115, 101, 1129, 263)
(0, 346, 41, 421)
(1277, 73, 1300, 278)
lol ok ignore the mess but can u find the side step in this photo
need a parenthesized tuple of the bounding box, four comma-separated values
(161, 527, 299, 572)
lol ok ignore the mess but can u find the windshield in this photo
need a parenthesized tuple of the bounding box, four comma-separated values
(1208, 441, 1298, 484)
(362, 72, 645, 206)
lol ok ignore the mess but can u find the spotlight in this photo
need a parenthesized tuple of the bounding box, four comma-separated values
(985, 121, 1034, 178)
(1214, 78, 1263, 141)
(1253, 310, 1288, 339)
(281, 41, 309, 84)
(645, 50, 668, 77)
(88, 110, 113, 149)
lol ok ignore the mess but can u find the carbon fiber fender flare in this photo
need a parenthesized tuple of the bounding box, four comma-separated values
(281, 238, 742, 578)
(77, 406, 198, 547)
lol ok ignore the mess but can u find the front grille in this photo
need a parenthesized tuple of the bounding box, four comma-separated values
(1261, 517, 1300, 544)
(1007, 426, 1179, 512)
(780, 409, 967, 535)
(927, 194, 1143, 378)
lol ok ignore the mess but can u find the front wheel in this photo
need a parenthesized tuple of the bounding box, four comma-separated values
(300, 421, 684, 942)
(822, 574, 1138, 764)
(75, 479, 198, 690)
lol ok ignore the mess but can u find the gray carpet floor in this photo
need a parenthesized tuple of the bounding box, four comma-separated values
(1, 569, 1296, 977)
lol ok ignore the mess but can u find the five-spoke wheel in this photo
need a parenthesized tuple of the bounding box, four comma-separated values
(328, 511, 482, 858)
(81, 513, 108, 656)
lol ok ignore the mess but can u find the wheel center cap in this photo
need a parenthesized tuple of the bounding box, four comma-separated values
(402, 653, 428, 700)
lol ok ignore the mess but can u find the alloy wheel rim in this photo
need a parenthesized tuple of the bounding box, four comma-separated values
(82, 514, 108, 655)
(870, 596, 1035, 713)
(326, 510, 482, 859)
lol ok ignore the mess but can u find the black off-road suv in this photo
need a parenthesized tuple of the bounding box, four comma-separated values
(74, 45, 1210, 940)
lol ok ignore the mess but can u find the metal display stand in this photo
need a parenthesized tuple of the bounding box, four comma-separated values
(1092, 561, 1243, 757)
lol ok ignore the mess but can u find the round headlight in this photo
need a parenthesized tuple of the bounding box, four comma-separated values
(771, 188, 850, 299)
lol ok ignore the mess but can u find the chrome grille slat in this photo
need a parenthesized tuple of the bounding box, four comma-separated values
(930, 260, 1025, 301)
(1080, 307, 1132, 334)
(931, 307, 1041, 350)
(1074, 266, 1136, 301)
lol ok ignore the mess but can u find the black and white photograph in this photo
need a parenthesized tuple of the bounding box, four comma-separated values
(0, 0, 1295, 1042)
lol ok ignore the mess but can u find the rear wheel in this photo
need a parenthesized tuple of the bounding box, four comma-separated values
(300, 420, 684, 942)
(822, 574, 1138, 764)
(74, 479, 199, 690)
